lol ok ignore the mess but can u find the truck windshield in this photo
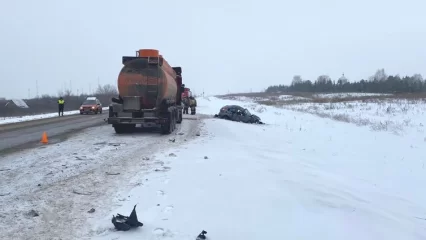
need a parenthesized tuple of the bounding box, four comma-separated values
(244, 109, 251, 115)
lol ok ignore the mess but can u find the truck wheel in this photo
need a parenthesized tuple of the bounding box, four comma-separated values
(161, 113, 172, 134)
(172, 112, 176, 131)
(109, 107, 114, 118)
(126, 124, 136, 133)
(176, 109, 182, 124)
(114, 125, 126, 134)
(114, 124, 135, 134)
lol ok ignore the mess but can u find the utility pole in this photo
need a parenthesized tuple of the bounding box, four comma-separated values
(36, 79, 39, 98)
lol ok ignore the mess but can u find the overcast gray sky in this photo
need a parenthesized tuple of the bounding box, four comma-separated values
(1, 0, 425, 99)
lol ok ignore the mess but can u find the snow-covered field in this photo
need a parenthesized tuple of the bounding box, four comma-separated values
(223, 94, 426, 136)
(284, 98, 426, 136)
(312, 92, 392, 99)
(0, 107, 109, 125)
(1, 96, 425, 240)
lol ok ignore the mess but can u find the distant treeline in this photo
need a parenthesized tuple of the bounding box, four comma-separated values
(0, 84, 118, 117)
(266, 69, 426, 93)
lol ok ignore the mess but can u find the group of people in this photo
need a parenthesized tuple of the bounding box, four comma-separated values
(182, 96, 197, 115)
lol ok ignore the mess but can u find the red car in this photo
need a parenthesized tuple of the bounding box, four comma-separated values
(80, 97, 103, 114)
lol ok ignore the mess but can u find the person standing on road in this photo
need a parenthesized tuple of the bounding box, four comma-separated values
(183, 97, 189, 114)
(189, 96, 197, 115)
(58, 97, 65, 116)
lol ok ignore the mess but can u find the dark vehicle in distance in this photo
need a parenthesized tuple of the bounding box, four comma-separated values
(214, 105, 264, 124)
(80, 97, 103, 114)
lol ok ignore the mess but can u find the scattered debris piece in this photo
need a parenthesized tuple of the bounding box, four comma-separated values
(75, 156, 92, 161)
(196, 230, 207, 240)
(26, 210, 39, 217)
(88, 208, 95, 213)
(169, 139, 175, 143)
(108, 143, 122, 147)
(72, 190, 92, 196)
(204, 156, 208, 159)
(168, 153, 176, 157)
(142, 157, 150, 160)
(0, 168, 11, 172)
(178, 132, 184, 135)
(196, 132, 201, 136)
(37, 184, 41, 187)
(106, 172, 120, 176)
(111, 205, 143, 231)
(0, 192, 11, 197)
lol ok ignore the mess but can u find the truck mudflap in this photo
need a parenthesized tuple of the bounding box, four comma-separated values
(107, 117, 168, 125)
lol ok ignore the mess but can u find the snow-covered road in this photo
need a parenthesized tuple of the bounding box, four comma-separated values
(1, 96, 425, 240)
(0, 115, 204, 239)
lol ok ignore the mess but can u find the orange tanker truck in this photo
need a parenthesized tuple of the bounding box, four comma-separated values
(107, 49, 184, 134)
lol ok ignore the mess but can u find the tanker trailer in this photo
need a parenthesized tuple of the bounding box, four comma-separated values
(107, 49, 184, 134)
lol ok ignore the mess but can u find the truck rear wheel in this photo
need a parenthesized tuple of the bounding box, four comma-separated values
(161, 112, 173, 134)
(176, 109, 182, 124)
(114, 124, 135, 134)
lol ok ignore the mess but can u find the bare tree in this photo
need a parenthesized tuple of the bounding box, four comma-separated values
(369, 68, 387, 82)
(291, 75, 303, 85)
(412, 73, 423, 82)
(95, 84, 118, 95)
(64, 88, 72, 97)
(316, 75, 331, 84)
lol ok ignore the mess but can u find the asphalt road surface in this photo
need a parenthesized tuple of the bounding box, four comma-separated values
(0, 113, 107, 153)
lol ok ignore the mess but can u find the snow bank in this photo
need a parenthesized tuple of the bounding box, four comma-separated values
(0, 107, 109, 125)
(313, 92, 392, 98)
(283, 99, 426, 136)
(89, 97, 426, 240)
(278, 94, 311, 101)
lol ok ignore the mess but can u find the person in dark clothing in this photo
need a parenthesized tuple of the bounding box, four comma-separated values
(58, 97, 65, 116)
(183, 97, 189, 114)
(189, 96, 197, 115)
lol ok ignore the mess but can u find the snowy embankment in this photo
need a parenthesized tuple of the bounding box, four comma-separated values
(0, 107, 109, 125)
(226, 94, 426, 136)
(312, 92, 393, 99)
(88, 96, 426, 240)
(284, 98, 426, 136)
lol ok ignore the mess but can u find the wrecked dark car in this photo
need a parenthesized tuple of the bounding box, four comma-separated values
(214, 105, 264, 124)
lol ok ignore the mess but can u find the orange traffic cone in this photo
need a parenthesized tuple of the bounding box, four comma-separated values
(41, 132, 48, 144)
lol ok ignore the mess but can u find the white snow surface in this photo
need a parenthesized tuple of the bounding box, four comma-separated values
(0, 115, 202, 240)
(86, 96, 426, 240)
(0, 107, 109, 125)
(282, 99, 426, 136)
(312, 92, 393, 98)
